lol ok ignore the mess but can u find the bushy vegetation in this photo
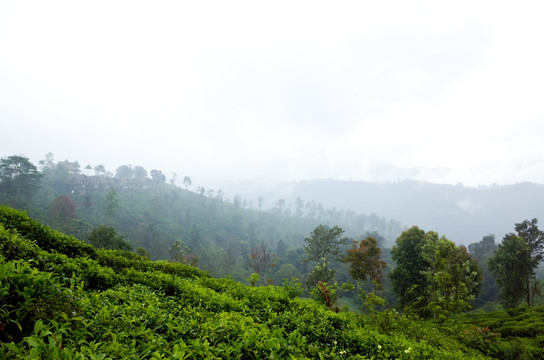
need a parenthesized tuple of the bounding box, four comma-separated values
(1, 206, 543, 359)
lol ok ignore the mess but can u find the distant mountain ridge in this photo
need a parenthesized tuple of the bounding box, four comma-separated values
(212, 179, 544, 245)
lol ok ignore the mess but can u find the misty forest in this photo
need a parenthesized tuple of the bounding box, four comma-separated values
(1, 153, 543, 359)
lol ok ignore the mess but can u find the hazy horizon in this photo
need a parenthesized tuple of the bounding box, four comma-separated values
(2, 1, 544, 187)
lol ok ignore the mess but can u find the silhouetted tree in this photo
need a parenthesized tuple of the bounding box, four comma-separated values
(133, 166, 148, 179)
(115, 165, 133, 179)
(170, 172, 178, 185)
(183, 176, 192, 190)
(93, 164, 106, 176)
(38, 152, 55, 172)
(150, 169, 166, 184)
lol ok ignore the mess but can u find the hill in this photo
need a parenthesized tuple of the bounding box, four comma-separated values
(214, 179, 544, 245)
(1, 206, 543, 359)
(0, 156, 403, 283)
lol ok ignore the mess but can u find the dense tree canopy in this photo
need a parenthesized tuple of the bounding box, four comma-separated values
(150, 169, 166, 184)
(390, 227, 481, 318)
(489, 234, 534, 308)
(468, 235, 499, 306)
(304, 225, 348, 264)
(304, 225, 349, 284)
(0, 155, 42, 204)
(421, 237, 481, 319)
(390, 226, 429, 310)
(115, 165, 134, 179)
(515, 218, 544, 262)
(488, 219, 544, 307)
(345, 237, 386, 288)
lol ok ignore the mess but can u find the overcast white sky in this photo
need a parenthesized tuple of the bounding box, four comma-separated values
(1, 1, 544, 187)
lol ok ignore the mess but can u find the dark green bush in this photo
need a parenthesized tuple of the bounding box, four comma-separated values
(0, 206, 96, 259)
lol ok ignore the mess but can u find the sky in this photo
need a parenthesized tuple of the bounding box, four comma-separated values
(1, 1, 544, 188)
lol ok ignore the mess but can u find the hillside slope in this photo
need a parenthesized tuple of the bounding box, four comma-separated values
(2, 206, 543, 359)
(217, 179, 544, 245)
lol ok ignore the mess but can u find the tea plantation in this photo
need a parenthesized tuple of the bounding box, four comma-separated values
(1, 206, 543, 359)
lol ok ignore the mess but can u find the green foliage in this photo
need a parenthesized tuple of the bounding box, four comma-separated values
(103, 188, 118, 223)
(310, 280, 339, 311)
(1, 206, 542, 360)
(0, 206, 97, 259)
(0, 256, 80, 343)
(420, 237, 481, 320)
(281, 277, 304, 298)
(391, 227, 482, 318)
(515, 218, 544, 262)
(247, 272, 259, 287)
(87, 225, 132, 251)
(304, 225, 348, 264)
(449, 306, 544, 359)
(390, 226, 429, 310)
(489, 234, 534, 308)
(468, 235, 499, 306)
(345, 237, 386, 289)
(304, 225, 348, 285)
(0, 156, 42, 205)
(168, 238, 197, 266)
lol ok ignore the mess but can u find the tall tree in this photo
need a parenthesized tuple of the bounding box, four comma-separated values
(390, 226, 429, 310)
(183, 176, 192, 190)
(93, 164, 106, 176)
(489, 234, 534, 308)
(468, 235, 499, 306)
(515, 219, 544, 305)
(133, 166, 148, 179)
(170, 172, 178, 186)
(104, 188, 119, 223)
(421, 238, 481, 319)
(115, 165, 133, 179)
(304, 225, 348, 284)
(0, 155, 42, 204)
(38, 152, 55, 172)
(276, 239, 288, 259)
(274, 199, 286, 216)
(304, 225, 348, 264)
(390, 227, 481, 318)
(345, 236, 387, 290)
(295, 197, 304, 218)
(150, 169, 166, 184)
(488, 220, 544, 308)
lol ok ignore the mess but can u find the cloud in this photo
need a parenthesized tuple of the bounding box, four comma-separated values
(1, 1, 544, 186)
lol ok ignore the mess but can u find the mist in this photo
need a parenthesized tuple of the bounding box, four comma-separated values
(1, 1, 544, 188)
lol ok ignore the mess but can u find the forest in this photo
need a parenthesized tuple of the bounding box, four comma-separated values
(1, 153, 544, 359)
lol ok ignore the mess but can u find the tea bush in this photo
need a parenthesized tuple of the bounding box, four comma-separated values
(1, 206, 542, 359)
